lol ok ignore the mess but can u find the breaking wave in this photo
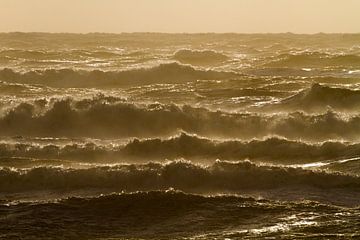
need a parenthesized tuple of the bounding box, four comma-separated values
(0, 62, 237, 88)
(1, 97, 360, 140)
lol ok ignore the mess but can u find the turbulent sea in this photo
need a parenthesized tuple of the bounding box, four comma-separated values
(1, 32, 360, 239)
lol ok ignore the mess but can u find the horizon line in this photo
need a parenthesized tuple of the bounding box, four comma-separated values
(1, 31, 360, 35)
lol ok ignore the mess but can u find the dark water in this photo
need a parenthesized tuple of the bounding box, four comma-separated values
(1, 33, 360, 239)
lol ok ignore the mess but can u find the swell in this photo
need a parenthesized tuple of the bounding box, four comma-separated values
(325, 157, 360, 175)
(173, 49, 229, 65)
(3, 191, 354, 239)
(265, 52, 360, 68)
(1, 97, 360, 140)
(2, 133, 360, 165)
(0, 62, 238, 88)
(265, 84, 360, 112)
(0, 160, 359, 193)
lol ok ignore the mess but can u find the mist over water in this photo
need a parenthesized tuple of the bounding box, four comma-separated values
(1, 33, 360, 239)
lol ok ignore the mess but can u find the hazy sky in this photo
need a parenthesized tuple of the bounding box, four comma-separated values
(1, 0, 360, 33)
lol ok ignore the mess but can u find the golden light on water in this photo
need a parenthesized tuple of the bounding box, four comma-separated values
(1, 1, 360, 239)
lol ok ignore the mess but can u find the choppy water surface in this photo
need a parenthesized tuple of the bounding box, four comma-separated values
(1, 33, 360, 239)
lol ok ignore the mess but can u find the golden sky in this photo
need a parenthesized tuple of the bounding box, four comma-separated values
(1, 0, 360, 33)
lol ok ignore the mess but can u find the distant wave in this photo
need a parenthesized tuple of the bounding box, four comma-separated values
(1, 97, 360, 140)
(173, 49, 229, 65)
(0, 49, 53, 59)
(0, 49, 127, 60)
(266, 52, 360, 68)
(0, 63, 238, 88)
(266, 84, 360, 112)
(0, 160, 359, 193)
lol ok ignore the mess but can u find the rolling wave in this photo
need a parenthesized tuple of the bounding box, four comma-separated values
(2, 133, 360, 165)
(0, 62, 238, 88)
(1, 160, 359, 193)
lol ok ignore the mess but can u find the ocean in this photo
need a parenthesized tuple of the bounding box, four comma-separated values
(0, 32, 360, 239)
